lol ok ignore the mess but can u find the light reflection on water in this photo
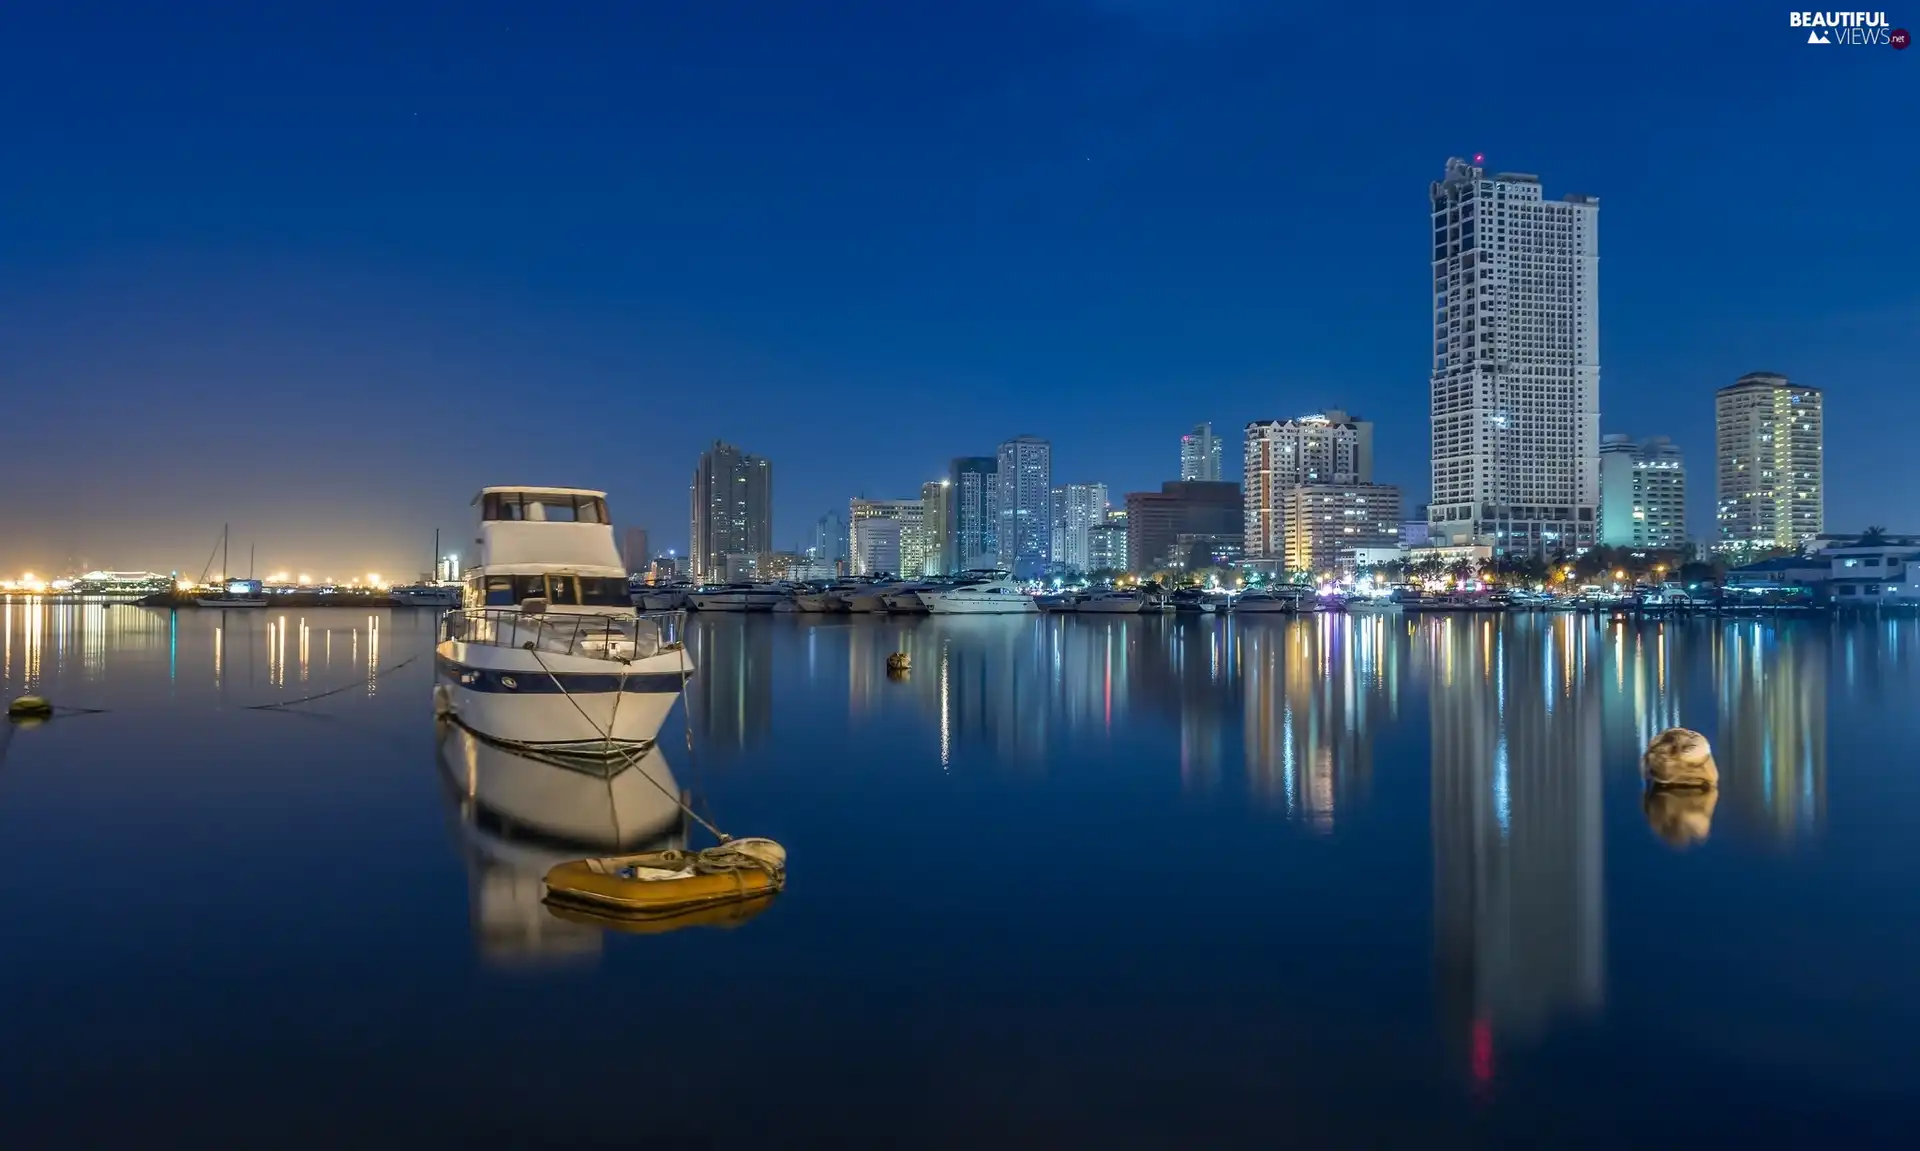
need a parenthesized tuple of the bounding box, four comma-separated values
(1, 603, 1916, 1143)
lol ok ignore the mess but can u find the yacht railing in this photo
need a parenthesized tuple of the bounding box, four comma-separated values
(442, 608, 687, 663)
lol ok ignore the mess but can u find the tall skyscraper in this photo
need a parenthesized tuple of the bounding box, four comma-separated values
(809, 512, 848, 568)
(996, 435, 1052, 576)
(921, 480, 953, 575)
(1180, 423, 1222, 482)
(1428, 157, 1601, 558)
(1243, 410, 1379, 561)
(849, 498, 923, 576)
(690, 441, 772, 583)
(1051, 483, 1109, 572)
(948, 457, 999, 570)
(1598, 435, 1686, 550)
(1715, 372, 1823, 551)
(622, 527, 650, 573)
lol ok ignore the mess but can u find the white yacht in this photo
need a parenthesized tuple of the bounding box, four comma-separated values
(1076, 589, 1148, 614)
(1343, 595, 1403, 614)
(639, 583, 691, 611)
(845, 582, 902, 614)
(1233, 588, 1307, 614)
(1034, 591, 1080, 613)
(792, 587, 838, 612)
(392, 583, 463, 608)
(686, 582, 789, 612)
(437, 486, 693, 754)
(882, 583, 938, 613)
(920, 577, 1038, 615)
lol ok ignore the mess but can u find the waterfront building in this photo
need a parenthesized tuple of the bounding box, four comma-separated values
(1279, 484, 1404, 575)
(921, 480, 953, 575)
(996, 436, 1053, 576)
(1244, 410, 1397, 574)
(850, 498, 924, 577)
(1428, 157, 1601, 557)
(1125, 481, 1241, 574)
(1172, 532, 1243, 572)
(1180, 423, 1222, 482)
(1050, 482, 1109, 572)
(1086, 522, 1129, 573)
(1401, 505, 1432, 550)
(1715, 372, 1823, 551)
(690, 441, 773, 584)
(622, 527, 650, 574)
(1598, 435, 1686, 550)
(949, 457, 999, 571)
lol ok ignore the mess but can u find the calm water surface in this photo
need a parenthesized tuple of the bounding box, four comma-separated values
(1, 602, 1917, 1147)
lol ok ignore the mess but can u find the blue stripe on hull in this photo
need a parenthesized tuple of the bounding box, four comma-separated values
(437, 655, 685, 694)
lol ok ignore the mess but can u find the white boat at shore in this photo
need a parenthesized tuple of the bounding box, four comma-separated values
(1344, 596, 1403, 614)
(1233, 589, 1307, 614)
(686, 583, 789, 612)
(435, 486, 691, 755)
(920, 577, 1038, 614)
(639, 583, 691, 611)
(1076, 590, 1148, 614)
(882, 583, 938, 613)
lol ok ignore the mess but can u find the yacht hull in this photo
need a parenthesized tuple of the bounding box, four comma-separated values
(641, 591, 687, 611)
(923, 596, 1038, 615)
(846, 591, 893, 613)
(687, 592, 784, 612)
(436, 640, 688, 751)
(1077, 599, 1146, 614)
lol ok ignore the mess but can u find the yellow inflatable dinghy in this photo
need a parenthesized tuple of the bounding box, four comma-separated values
(545, 893, 777, 935)
(543, 838, 786, 919)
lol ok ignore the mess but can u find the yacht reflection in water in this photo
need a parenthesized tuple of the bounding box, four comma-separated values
(436, 721, 687, 966)
(1422, 615, 1605, 1088)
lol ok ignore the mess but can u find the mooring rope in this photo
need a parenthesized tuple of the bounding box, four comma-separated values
(246, 653, 423, 709)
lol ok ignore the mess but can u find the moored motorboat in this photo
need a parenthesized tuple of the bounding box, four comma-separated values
(1075, 589, 1148, 614)
(1232, 589, 1306, 614)
(920, 577, 1038, 614)
(392, 583, 463, 607)
(881, 583, 938, 613)
(686, 582, 789, 612)
(436, 486, 692, 754)
(640, 583, 691, 611)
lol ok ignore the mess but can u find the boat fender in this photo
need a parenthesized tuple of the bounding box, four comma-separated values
(885, 652, 911, 672)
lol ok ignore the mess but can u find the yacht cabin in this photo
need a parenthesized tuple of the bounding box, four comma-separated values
(463, 486, 633, 612)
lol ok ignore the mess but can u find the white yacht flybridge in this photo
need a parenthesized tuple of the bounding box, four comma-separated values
(436, 487, 693, 755)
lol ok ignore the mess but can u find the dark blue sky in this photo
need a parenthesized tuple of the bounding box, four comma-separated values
(1, 1, 1913, 575)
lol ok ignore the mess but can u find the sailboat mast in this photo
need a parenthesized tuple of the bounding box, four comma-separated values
(434, 528, 440, 580)
(222, 523, 229, 582)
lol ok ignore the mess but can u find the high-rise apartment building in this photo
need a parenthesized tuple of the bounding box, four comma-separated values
(849, 498, 924, 577)
(1715, 373, 1823, 551)
(622, 527, 650, 573)
(1180, 423, 1222, 483)
(1048, 482, 1108, 572)
(690, 441, 772, 583)
(1280, 484, 1404, 575)
(948, 457, 999, 571)
(921, 480, 953, 575)
(1598, 435, 1686, 550)
(1244, 410, 1376, 559)
(809, 512, 848, 569)
(1428, 157, 1600, 557)
(1087, 520, 1129, 573)
(996, 436, 1052, 576)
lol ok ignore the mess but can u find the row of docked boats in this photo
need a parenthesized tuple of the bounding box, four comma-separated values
(627, 576, 1421, 616)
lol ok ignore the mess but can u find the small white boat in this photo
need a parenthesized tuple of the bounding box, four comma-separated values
(845, 583, 900, 614)
(686, 583, 789, 612)
(640, 584, 691, 611)
(392, 583, 463, 608)
(436, 486, 691, 754)
(195, 526, 269, 607)
(1233, 589, 1306, 614)
(920, 577, 1038, 615)
(1344, 596, 1403, 614)
(882, 583, 938, 613)
(1075, 590, 1147, 614)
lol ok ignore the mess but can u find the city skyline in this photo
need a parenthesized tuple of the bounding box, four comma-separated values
(2, 5, 1913, 574)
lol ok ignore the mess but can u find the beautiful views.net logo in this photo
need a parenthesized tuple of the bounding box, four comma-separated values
(1789, 11, 1909, 46)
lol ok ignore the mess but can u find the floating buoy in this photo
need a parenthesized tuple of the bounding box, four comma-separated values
(886, 651, 911, 673)
(543, 838, 787, 920)
(7, 696, 53, 720)
(1642, 727, 1718, 789)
